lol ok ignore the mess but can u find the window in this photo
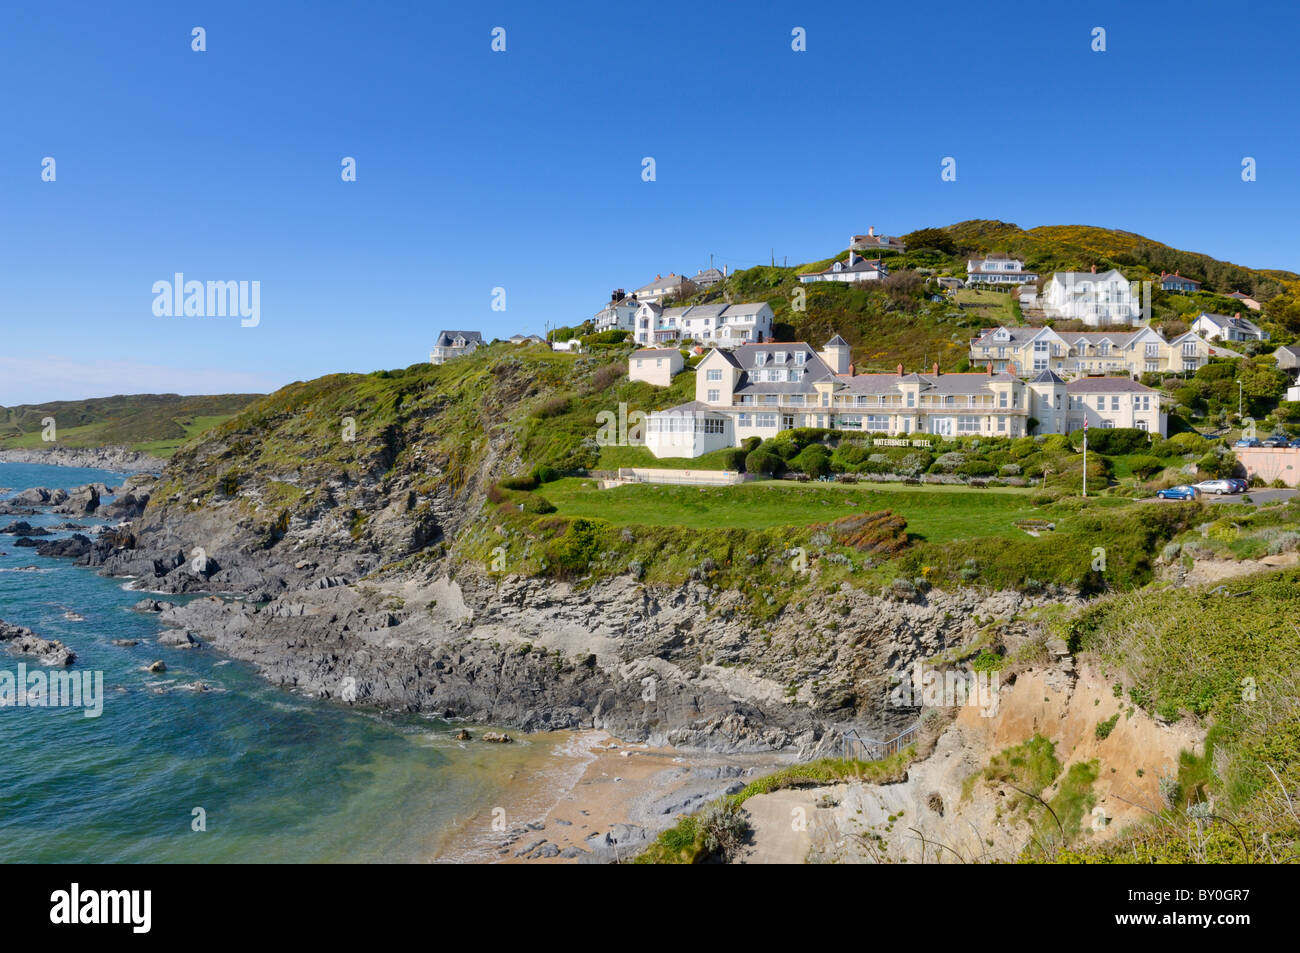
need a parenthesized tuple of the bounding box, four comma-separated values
(906, 392, 915, 408)
(1135, 419, 1148, 431)
(957, 416, 980, 433)
(997, 416, 1007, 432)
(754, 413, 777, 428)
(999, 391, 1008, 408)
(760, 394, 778, 405)
(787, 394, 805, 406)
(866, 415, 891, 432)
(1111, 396, 1120, 410)
(775, 351, 787, 364)
(1145, 343, 1159, 356)
(656, 358, 663, 367)
(1034, 341, 1048, 353)
(755, 352, 767, 366)
(737, 413, 750, 427)
(794, 351, 806, 365)
(703, 418, 725, 435)
(839, 415, 862, 429)
(706, 369, 722, 381)
(707, 389, 720, 402)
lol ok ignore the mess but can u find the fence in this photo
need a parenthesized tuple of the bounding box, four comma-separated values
(838, 721, 922, 762)
(616, 467, 744, 487)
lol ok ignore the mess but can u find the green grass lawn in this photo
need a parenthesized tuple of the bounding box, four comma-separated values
(541, 476, 1055, 543)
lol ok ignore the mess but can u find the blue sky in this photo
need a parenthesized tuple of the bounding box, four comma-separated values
(2, 0, 1298, 404)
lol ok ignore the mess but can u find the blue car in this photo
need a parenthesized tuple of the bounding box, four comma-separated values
(1234, 438, 1262, 448)
(1156, 485, 1200, 501)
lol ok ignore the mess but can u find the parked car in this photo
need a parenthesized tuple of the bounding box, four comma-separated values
(1261, 434, 1291, 448)
(1227, 478, 1249, 493)
(1156, 485, 1201, 500)
(1290, 439, 1300, 449)
(1195, 479, 1236, 495)
(1234, 437, 1262, 448)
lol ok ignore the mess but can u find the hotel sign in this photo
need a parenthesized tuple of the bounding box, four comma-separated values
(869, 438, 932, 448)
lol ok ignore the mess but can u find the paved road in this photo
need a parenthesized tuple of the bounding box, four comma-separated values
(1148, 488, 1296, 506)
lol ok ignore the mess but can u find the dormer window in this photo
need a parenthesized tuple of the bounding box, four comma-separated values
(756, 352, 767, 366)
(775, 351, 787, 364)
(794, 351, 806, 365)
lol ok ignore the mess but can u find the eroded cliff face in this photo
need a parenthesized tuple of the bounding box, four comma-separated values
(136, 558, 1071, 751)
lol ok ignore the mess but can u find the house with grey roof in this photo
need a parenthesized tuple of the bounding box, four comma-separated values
(633, 301, 773, 348)
(1191, 311, 1269, 343)
(1272, 344, 1300, 371)
(797, 252, 888, 285)
(641, 333, 1163, 457)
(966, 255, 1039, 287)
(1158, 271, 1202, 293)
(849, 227, 906, 255)
(632, 273, 697, 305)
(429, 330, 484, 365)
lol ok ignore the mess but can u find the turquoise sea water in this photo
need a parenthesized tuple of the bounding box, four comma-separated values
(0, 463, 566, 863)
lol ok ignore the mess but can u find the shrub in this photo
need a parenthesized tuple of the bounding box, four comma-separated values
(719, 448, 748, 471)
(698, 801, 749, 861)
(498, 473, 539, 491)
(745, 449, 785, 476)
(957, 459, 998, 478)
(1095, 713, 1120, 740)
(790, 444, 832, 478)
(1069, 427, 1150, 455)
(1126, 455, 1164, 480)
(531, 464, 561, 484)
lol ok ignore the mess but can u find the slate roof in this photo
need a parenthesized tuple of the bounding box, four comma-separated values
(434, 330, 483, 347)
(1065, 377, 1154, 394)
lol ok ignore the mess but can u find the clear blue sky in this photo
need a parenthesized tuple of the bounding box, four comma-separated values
(2, 0, 1298, 404)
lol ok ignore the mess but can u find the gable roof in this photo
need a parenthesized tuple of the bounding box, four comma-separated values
(824, 334, 849, 347)
(434, 330, 483, 347)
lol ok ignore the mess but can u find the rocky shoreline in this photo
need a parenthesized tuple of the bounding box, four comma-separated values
(0, 445, 164, 473)
(5, 451, 1067, 754)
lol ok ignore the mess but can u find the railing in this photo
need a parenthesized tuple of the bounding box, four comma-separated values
(837, 720, 922, 762)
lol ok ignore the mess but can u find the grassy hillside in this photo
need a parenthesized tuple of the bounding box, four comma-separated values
(655, 220, 1300, 373)
(0, 393, 261, 458)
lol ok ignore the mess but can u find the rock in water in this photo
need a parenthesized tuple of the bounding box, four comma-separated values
(0, 620, 76, 666)
(482, 731, 513, 744)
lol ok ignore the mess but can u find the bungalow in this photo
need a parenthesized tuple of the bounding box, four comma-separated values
(966, 255, 1039, 286)
(1158, 271, 1202, 293)
(797, 252, 888, 285)
(508, 333, 545, 345)
(551, 338, 583, 353)
(629, 347, 685, 387)
(690, 267, 727, 289)
(429, 330, 483, 365)
(1192, 311, 1269, 343)
(849, 227, 906, 255)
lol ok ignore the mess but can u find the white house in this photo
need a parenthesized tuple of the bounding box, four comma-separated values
(1191, 311, 1269, 343)
(966, 255, 1038, 286)
(1041, 268, 1140, 326)
(430, 330, 484, 364)
(640, 335, 1167, 459)
(629, 348, 684, 387)
(593, 292, 640, 334)
(797, 252, 888, 285)
(634, 301, 773, 348)
(551, 338, 583, 353)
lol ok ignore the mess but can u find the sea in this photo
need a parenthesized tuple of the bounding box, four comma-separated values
(0, 462, 578, 862)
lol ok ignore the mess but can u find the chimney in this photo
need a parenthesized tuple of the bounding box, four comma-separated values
(848, 362, 855, 376)
(1090, 264, 1097, 274)
(1174, 270, 1181, 276)
(932, 362, 939, 376)
(1008, 361, 1017, 377)
(868, 226, 875, 237)
(723, 265, 728, 277)
(897, 363, 904, 376)
(987, 362, 993, 375)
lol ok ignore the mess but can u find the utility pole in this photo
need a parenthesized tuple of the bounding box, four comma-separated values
(1237, 378, 1243, 418)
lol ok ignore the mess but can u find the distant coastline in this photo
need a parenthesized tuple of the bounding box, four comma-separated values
(0, 445, 163, 473)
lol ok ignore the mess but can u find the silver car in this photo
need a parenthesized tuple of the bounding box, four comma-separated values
(1194, 479, 1236, 495)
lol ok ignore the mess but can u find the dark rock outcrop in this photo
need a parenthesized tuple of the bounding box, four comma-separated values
(0, 620, 76, 666)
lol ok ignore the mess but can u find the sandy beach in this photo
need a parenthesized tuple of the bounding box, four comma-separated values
(434, 730, 793, 864)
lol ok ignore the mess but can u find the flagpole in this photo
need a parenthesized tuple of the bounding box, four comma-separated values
(1082, 416, 1088, 497)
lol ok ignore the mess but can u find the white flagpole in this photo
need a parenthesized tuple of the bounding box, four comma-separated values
(1082, 416, 1088, 497)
